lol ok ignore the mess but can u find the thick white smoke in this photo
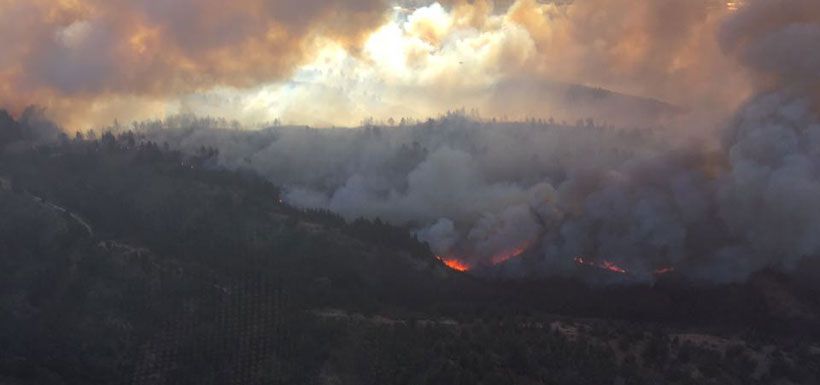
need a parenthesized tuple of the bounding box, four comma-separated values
(524, 0, 820, 282)
(717, 92, 820, 280)
(133, 0, 820, 283)
(709, 0, 820, 281)
(141, 115, 680, 275)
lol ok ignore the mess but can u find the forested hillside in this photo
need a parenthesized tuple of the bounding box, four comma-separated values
(1, 116, 819, 384)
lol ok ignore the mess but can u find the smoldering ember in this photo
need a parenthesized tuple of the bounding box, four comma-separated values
(2, 1, 820, 384)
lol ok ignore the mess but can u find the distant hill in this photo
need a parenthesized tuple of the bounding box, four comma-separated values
(487, 77, 684, 127)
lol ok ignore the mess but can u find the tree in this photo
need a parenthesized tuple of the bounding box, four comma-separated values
(0, 109, 22, 146)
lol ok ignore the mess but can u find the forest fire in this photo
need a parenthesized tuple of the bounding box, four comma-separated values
(653, 267, 676, 275)
(438, 253, 677, 276)
(437, 244, 530, 272)
(490, 245, 530, 265)
(437, 257, 470, 272)
(574, 256, 676, 276)
(575, 256, 628, 274)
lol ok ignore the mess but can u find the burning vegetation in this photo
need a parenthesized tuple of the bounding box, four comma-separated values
(438, 247, 678, 279)
(574, 256, 629, 274)
(574, 256, 676, 277)
(435, 238, 681, 280)
(437, 241, 531, 273)
(490, 245, 530, 265)
(437, 257, 470, 272)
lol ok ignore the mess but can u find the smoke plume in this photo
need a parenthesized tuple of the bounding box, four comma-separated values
(130, 0, 820, 283)
(4, 0, 819, 283)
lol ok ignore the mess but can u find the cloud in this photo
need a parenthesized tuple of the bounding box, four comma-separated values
(0, 0, 389, 127)
(714, 0, 820, 278)
(1, 0, 755, 132)
(719, 0, 820, 104)
(247, 0, 753, 130)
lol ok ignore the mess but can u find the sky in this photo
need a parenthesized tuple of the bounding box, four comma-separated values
(3, 0, 820, 281)
(0, 0, 756, 131)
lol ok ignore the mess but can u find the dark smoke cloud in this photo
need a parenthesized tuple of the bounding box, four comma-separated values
(719, 0, 820, 104)
(522, 0, 820, 282)
(128, 0, 820, 283)
(4, 0, 815, 283)
(710, 0, 820, 281)
(137, 114, 687, 279)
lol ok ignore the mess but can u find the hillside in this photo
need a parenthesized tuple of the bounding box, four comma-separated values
(0, 131, 468, 383)
(1, 125, 819, 384)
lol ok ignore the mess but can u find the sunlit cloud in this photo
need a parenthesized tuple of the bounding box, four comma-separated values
(0, 0, 757, 130)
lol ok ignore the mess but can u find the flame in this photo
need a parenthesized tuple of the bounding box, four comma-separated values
(653, 266, 676, 275)
(490, 245, 529, 265)
(435, 242, 530, 272)
(437, 256, 470, 272)
(601, 260, 628, 274)
(574, 256, 676, 276)
(438, 252, 675, 276)
(574, 256, 628, 274)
